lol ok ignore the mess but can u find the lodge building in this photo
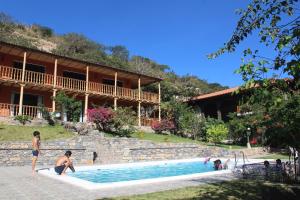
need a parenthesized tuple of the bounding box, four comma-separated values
(0, 41, 162, 126)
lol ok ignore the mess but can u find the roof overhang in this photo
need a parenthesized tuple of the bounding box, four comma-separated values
(0, 41, 162, 87)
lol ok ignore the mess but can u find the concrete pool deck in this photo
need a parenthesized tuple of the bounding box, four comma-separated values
(0, 166, 236, 200)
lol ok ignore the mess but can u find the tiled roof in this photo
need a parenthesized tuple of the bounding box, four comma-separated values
(189, 87, 239, 101)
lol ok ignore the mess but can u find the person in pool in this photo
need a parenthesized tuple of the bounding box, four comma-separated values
(54, 151, 75, 175)
(32, 131, 41, 174)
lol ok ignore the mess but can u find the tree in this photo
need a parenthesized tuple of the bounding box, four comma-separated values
(210, 0, 300, 178)
(110, 45, 129, 62)
(210, 0, 300, 146)
(206, 123, 229, 145)
(54, 91, 82, 122)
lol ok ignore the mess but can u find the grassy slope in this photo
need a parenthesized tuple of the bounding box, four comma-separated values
(130, 132, 245, 149)
(108, 180, 300, 200)
(0, 125, 74, 141)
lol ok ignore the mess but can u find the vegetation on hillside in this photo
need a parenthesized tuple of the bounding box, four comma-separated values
(0, 12, 227, 102)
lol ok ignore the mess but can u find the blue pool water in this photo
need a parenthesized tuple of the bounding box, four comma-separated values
(68, 161, 215, 183)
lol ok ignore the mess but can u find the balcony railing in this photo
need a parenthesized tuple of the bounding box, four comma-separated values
(0, 103, 52, 119)
(141, 117, 158, 127)
(0, 65, 159, 103)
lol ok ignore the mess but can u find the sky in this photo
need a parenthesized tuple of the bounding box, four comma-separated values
(0, 0, 273, 87)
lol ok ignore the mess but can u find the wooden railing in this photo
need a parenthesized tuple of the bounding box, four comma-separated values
(0, 103, 52, 118)
(56, 76, 86, 91)
(24, 70, 53, 85)
(89, 82, 114, 96)
(141, 91, 159, 103)
(117, 87, 138, 99)
(0, 65, 23, 81)
(141, 117, 158, 127)
(0, 65, 159, 103)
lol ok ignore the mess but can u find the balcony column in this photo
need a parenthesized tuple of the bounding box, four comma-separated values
(52, 59, 58, 113)
(216, 101, 222, 120)
(52, 89, 57, 112)
(84, 94, 89, 122)
(114, 72, 118, 111)
(84, 66, 89, 122)
(18, 52, 27, 115)
(158, 82, 161, 122)
(138, 77, 141, 127)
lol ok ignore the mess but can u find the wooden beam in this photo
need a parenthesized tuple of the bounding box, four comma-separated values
(158, 82, 161, 122)
(84, 93, 89, 122)
(18, 84, 25, 115)
(52, 89, 57, 113)
(86, 65, 89, 92)
(21, 52, 27, 82)
(114, 72, 118, 110)
(53, 59, 58, 88)
(138, 77, 141, 127)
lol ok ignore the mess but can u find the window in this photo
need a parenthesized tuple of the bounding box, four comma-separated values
(13, 61, 45, 73)
(103, 79, 123, 87)
(63, 71, 86, 81)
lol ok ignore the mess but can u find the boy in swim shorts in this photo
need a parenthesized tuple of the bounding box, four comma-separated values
(32, 131, 41, 174)
(54, 151, 75, 175)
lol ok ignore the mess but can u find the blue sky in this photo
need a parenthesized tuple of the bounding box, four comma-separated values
(0, 0, 272, 87)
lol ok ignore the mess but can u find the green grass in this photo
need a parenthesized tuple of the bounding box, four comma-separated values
(104, 180, 300, 200)
(0, 124, 74, 141)
(255, 152, 290, 160)
(130, 132, 245, 149)
(131, 132, 202, 143)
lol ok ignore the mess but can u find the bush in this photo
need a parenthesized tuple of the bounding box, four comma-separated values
(87, 107, 114, 132)
(39, 106, 55, 125)
(54, 91, 82, 122)
(206, 123, 229, 145)
(151, 119, 176, 134)
(112, 107, 137, 137)
(14, 115, 31, 125)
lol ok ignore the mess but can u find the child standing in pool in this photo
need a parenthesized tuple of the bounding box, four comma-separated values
(32, 131, 41, 174)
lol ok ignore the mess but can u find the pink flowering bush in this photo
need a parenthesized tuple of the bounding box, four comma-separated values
(151, 119, 176, 134)
(87, 107, 114, 131)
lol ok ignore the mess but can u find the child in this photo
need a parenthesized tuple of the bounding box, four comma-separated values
(32, 131, 41, 174)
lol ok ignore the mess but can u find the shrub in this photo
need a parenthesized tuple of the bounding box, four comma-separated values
(206, 123, 229, 145)
(14, 115, 31, 125)
(112, 107, 136, 137)
(87, 107, 114, 132)
(151, 119, 176, 134)
(54, 91, 82, 122)
(39, 106, 55, 125)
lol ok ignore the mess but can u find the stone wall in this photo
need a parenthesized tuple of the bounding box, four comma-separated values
(0, 133, 267, 166)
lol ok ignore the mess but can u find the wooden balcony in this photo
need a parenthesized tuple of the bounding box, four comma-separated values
(0, 65, 159, 103)
(0, 103, 52, 119)
(141, 117, 158, 127)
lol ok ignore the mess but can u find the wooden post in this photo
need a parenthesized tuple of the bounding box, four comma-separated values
(53, 59, 58, 87)
(84, 66, 89, 122)
(18, 52, 27, 115)
(216, 102, 222, 120)
(114, 72, 118, 110)
(52, 59, 58, 113)
(18, 84, 25, 115)
(21, 52, 27, 82)
(52, 89, 57, 113)
(86, 66, 89, 92)
(138, 77, 141, 126)
(84, 94, 89, 122)
(158, 82, 161, 122)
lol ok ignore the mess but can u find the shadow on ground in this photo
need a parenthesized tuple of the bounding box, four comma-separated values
(102, 180, 300, 200)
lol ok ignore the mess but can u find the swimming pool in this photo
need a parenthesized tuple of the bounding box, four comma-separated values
(69, 160, 215, 183)
(39, 158, 235, 189)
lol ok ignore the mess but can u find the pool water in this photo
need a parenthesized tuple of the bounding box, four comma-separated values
(68, 161, 215, 183)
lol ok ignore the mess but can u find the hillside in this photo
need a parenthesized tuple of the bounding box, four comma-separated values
(0, 12, 228, 101)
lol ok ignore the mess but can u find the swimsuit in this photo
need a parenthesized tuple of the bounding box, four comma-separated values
(32, 150, 39, 157)
(54, 165, 66, 175)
